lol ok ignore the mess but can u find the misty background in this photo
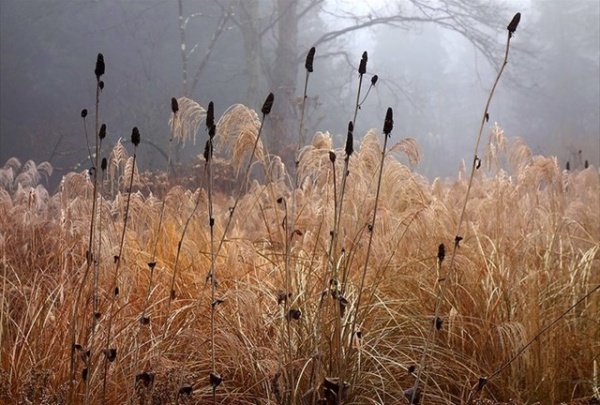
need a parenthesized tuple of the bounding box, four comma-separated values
(1, 0, 598, 188)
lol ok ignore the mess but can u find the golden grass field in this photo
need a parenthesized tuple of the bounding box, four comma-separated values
(0, 98, 598, 405)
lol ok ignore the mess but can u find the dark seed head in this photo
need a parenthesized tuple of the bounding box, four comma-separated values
(95, 53, 105, 80)
(585, 160, 589, 169)
(81, 109, 88, 118)
(476, 377, 487, 391)
(433, 316, 443, 330)
(404, 387, 422, 404)
(136, 372, 155, 388)
(179, 384, 193, 396)
(131, 127, 141, 147)
(507, 12, 521, 37)
(437, 243, 445, 264)
(140, 316, 150, 325)
(277, 290, 291, 305)
(285, 308, 302, 321)
(345, 121, 354, 157)
(82, 367, 88, 381)
(305, 46, 316, 72)
(407, 365, 416, 374)
(209, 372, 223, 389)
(147, 262, 156, 270)
(383, 107, 393, 136)
(371, 75, 378, 86)
(261, 92, 274, 116)
(566, 161, 570, 171)
(104, 348, 117, 362)
(101, 158, 107, 171)
(171, 97, 179, 114)
(99, 124, 106, 141)
(208, 124, 216, 139)
(358, 51, 368, 75)
(206, 101, 215, 129)
(99, 81, 104, 90)
(329, 150, 336, 163)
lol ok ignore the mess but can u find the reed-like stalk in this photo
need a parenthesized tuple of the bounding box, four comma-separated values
(348, 108, 393, 402)
(69, 53, 105, 405)
(411, 13, 521, 404)
(102, 127, 140, 403)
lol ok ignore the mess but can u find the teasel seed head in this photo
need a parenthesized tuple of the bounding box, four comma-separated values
(358, 51, 368, 75)
(305, 46, 316, 72)
(99, 123, 106, 141)
(371, 75, 378, 86)
(95, 53, 105, 80)
(261, 92, 274, 116)
(383, 107, 393, 136)
(101, 158, 107, 172)
(206, 101, 214, 129)
(437, 243, 445, 265)
(345, 121, 354, 157)
(171, 97, 179, 114)
(81, 109, 88, 118)
(209, 372, 223, 389)
(131, 127, 141, 147)
(507, 12, 521, 37)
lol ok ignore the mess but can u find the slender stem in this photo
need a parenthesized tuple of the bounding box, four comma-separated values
(411, 31, 514, 404)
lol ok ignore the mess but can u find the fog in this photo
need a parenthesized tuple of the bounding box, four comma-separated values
(1, 0, 598, 185)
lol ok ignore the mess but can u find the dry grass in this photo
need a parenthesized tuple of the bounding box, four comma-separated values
(0, 116, 599, 404)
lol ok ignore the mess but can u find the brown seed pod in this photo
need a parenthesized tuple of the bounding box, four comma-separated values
(104, 348, 117, 362)
(179, 384, 193, 396)
(371, 75, 378, 86)
(81, 109, 88, 118)
(171, 97, 179, 114)
(285, 308, 302, 321)
(95, 53, 105, 80)
(345, 121, 354, 157)
(261, 92, 274, 116)
(358, 51, 368, 75)
(507, 12, 521, 37)
(209, 372, 222, 389)
(329, 150, 336, 163)
(206, 101, 214, 129)
(101, 158, 107, 171)
(99, 124, 106, 141)
(383, 107, 393, 136)
(305, 46, 316, 72)
(131, 127, 140, 147)
(437, 243, 445, 265)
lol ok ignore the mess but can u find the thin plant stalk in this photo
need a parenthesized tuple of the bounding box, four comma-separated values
(102, 127, 140, 403)
(411, 14, 521, 404)
(84, 158, 108, 405)
(348, 108, 393, 403)
(70, 54, 104, 404)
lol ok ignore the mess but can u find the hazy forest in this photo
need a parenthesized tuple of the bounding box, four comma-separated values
(0, 0, 599, 404)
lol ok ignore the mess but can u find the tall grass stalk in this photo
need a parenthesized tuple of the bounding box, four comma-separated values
(129, 99, 177, 403)
(84, 157, 108, 405)
(411, 13, 521, 404)
(348, 108, 393, 401)
(69, 53, 105, 404)
(102, 127, 140, 402)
